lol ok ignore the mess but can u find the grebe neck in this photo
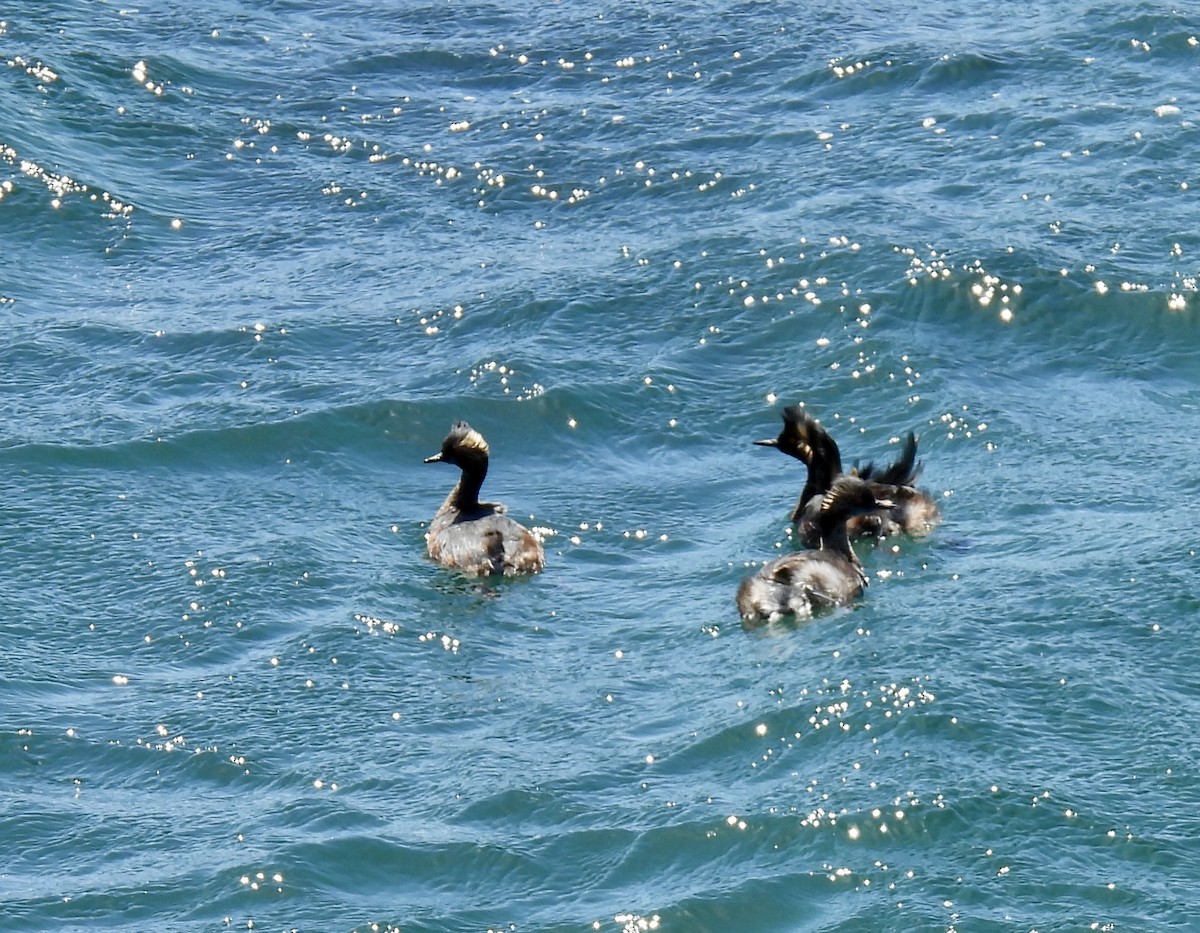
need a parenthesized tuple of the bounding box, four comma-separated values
(449, 458, 488, 511)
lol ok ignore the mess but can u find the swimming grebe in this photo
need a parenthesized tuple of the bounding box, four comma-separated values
(424, 420, 545, 576)
(737, 475, 892, 624)
(754, 405, 939, 545)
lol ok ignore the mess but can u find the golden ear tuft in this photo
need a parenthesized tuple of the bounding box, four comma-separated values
(458, 427, 489, 453)
(446, 421, 489, 455)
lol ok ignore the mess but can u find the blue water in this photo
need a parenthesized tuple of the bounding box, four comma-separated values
(3, 2, 1199, 931)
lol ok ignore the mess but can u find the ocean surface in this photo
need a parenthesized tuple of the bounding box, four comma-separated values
(2, 2, 1199, 931)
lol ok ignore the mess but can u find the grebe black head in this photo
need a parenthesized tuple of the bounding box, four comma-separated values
(754, 404, 842, 519)
(424, 420, 545, 577)
(424, 420, 490, 468)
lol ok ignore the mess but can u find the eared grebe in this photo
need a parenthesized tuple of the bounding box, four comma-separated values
(754, 404, 940, 545)
(737, 475, 892, 624)
(424, 420, 545, 576)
